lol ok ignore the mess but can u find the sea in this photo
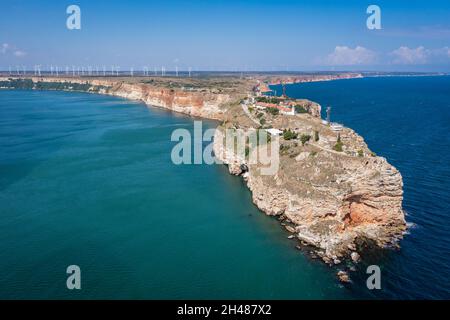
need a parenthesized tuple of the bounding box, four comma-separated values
(0, 75, 449, 299)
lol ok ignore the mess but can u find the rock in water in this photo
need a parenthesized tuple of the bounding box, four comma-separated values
(337, 271, 350, 283)
(351, 252, 360, 263)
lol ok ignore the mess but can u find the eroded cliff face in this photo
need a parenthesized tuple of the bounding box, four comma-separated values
(108, 82, 232, 120)
(21, 77, 236, 120)
(213, 115, 406, 263)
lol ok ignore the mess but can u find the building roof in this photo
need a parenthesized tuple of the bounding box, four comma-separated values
(265, 128, 283, 135)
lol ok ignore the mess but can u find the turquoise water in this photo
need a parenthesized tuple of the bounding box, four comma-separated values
(0, 90, 349, 299)
(272, 76, 450, 299)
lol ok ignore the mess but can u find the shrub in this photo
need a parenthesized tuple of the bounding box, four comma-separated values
(279, 144, 290, 154)
(283, 129, 298, 140)
(266, 107, 280, 116)
(300, 134, 311, 146)
(333, 141, 343, 152)
(294, 105, 308, 113)
(314, 130, 319, 142)
(358, 149, 364, 157)
(259, 118, 266, 125)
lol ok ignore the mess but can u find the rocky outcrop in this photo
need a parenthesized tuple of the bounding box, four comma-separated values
(213, 125, 406, 262)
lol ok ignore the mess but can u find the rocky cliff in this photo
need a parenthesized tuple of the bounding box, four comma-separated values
(213, 109, 406, 263)
(9, 77, 239, 120)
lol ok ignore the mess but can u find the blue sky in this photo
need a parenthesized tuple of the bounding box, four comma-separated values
(1, 0, 449, 71)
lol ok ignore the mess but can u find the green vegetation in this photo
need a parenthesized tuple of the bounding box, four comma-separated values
(333, 134, 344, 152)
(370, 151, 377, 157)
(314, 130, 319, 142)
(310, 151, 318, 157)
(358, 149, 364, 157)
(279, 144, 290, 155)
(256, 96, 281, 104)
(283, 129, 298, 140)
(300, 134, 311, 146)
(294, 105, 308, 114)
(0, 78, 34, 89)
(266, 107, 280, 116)
(245, 146, 250, 157)
(259, 118, 266, 125)
(0, 78, 109, 93)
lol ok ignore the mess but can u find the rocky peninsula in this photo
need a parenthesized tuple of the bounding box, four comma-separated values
(0, 74, 406, 267)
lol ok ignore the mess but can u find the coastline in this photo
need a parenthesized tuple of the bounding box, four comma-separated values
(0, 76, 407, 274)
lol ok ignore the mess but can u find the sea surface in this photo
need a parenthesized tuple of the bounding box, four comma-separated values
(0, 89, 349, 299)
(272, 76, 450, 299)
(0, 75, 449, 299)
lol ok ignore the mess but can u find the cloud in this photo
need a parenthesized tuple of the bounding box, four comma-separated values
(1, 43, 26, 57)
(1, 43, 10, 54)
(13, 50, 27, 57)
(325, 46, 377, 65)
(390, 46, 430, 64)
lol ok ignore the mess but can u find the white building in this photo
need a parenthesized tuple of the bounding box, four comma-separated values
(265, 128, 283, 136)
